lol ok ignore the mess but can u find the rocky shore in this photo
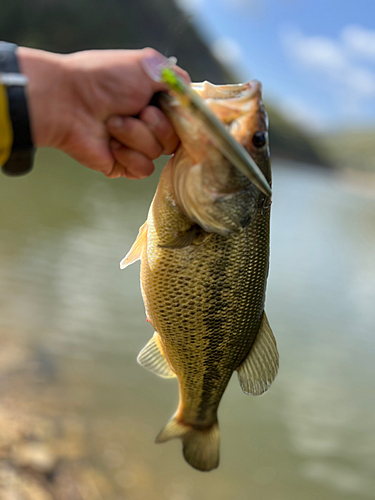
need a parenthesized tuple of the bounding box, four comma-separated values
(0, 333, 115, 500)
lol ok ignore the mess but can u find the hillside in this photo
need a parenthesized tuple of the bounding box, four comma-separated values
(316, 129, 375, 172)
(1, 0, 330, 166)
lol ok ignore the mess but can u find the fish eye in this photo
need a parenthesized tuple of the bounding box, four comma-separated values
(252, 131, 267, 148)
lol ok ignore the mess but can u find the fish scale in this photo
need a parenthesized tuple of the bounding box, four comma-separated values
(121, 80, 278, 471)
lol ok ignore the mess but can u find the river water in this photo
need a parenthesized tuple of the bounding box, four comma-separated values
(1, 149, 375, 499)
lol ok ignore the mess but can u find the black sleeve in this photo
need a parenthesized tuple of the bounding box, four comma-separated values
(0, 42, 35, 176)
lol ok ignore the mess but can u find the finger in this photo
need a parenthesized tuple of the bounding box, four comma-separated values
(108, 116, 163, 160)
(173, 65, 191, 84)
(105, 159, 124, 179)
(106, 161, 141, 180)
(110, 140, 155, 179)
(106, 147, 147, 180)
(141, 49, 191, 89)
(139, 106, 179, 155)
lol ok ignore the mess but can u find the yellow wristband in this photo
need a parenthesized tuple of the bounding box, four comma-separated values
(0, 82, 13, 166)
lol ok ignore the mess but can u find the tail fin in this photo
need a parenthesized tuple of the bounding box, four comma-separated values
(156, 417, 220, 472)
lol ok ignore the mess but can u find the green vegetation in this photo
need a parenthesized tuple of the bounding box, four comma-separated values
(1, 0, 336, 167)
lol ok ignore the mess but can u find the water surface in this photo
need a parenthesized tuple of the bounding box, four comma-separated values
(1, 150, 374, 499)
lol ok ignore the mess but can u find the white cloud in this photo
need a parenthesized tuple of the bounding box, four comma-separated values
(210, 37, 243, 66)
(344, 66, 375, 97)
(281, 29, 347, 75)
(342, 24, 375, 61)
(283, 30, 347, 74)
(280, 26, 375, 103)
(174, 0, 204, 14)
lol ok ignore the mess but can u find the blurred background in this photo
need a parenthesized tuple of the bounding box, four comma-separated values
(0, 0, 375, 499)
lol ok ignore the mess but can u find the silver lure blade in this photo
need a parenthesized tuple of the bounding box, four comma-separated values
(181, 83, 272, 197)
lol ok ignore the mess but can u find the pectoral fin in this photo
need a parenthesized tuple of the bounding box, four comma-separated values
(120, 221, 148, 269)
(137, 332, 176, 378)
(159, 225, 211, 249)
(237, 312, 278, 395)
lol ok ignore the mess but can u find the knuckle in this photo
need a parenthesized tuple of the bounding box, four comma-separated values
(141, 107, 173, 137)
(140, 106, 164, 131)
(110, 117, 139, 144)
(118, 117, 134, 135)
(112, 145, 155, 179)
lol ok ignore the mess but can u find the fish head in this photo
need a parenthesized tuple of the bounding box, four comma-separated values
(221, 80, 270, 183)
(157, 80, 271, 234)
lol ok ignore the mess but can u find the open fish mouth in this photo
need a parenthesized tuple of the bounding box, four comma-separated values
(191, 79, 262, 101)
(146, 63, 272, 198)
(172, 77, 272, 197)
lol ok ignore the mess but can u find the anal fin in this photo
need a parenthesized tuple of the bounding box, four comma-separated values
(137, 332, 176, 378)
(120, 221, 148, 269)
(237, 312, 279, 395)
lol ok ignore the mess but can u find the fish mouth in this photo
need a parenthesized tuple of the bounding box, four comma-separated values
(246, 80, 262, 97)
(192, 80, 262, 101)
(189, 81, 271, 197)
(155, 77, 272, 197)
(242, 80, 262, 99)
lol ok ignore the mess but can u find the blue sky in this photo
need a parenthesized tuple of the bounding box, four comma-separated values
(174, 0, 375, 131)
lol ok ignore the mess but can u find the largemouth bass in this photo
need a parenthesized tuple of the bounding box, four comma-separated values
(121, 80, 278, 472)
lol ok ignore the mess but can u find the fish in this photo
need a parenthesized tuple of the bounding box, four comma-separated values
(120, 80, 279, 472)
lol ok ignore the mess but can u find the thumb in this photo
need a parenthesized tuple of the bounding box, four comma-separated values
(140, 49, 191, 91)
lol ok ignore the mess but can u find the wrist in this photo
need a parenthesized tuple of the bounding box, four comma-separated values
(0, 42, 35, 175)
(17, 47, 72, 149)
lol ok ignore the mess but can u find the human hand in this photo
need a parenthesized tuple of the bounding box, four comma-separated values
(17, 47, 190, 179)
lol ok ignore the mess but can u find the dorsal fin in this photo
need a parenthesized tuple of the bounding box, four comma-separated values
(137, 332, 176, 378)
(120, 221, 148, 269)
(236, 312, 278, 395)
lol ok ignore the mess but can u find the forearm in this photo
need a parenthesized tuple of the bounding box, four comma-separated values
(17, 47, 72, 149)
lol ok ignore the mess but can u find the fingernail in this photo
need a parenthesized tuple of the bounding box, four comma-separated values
(108, 116, 123, 128)
(141, 52, 169, 82)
